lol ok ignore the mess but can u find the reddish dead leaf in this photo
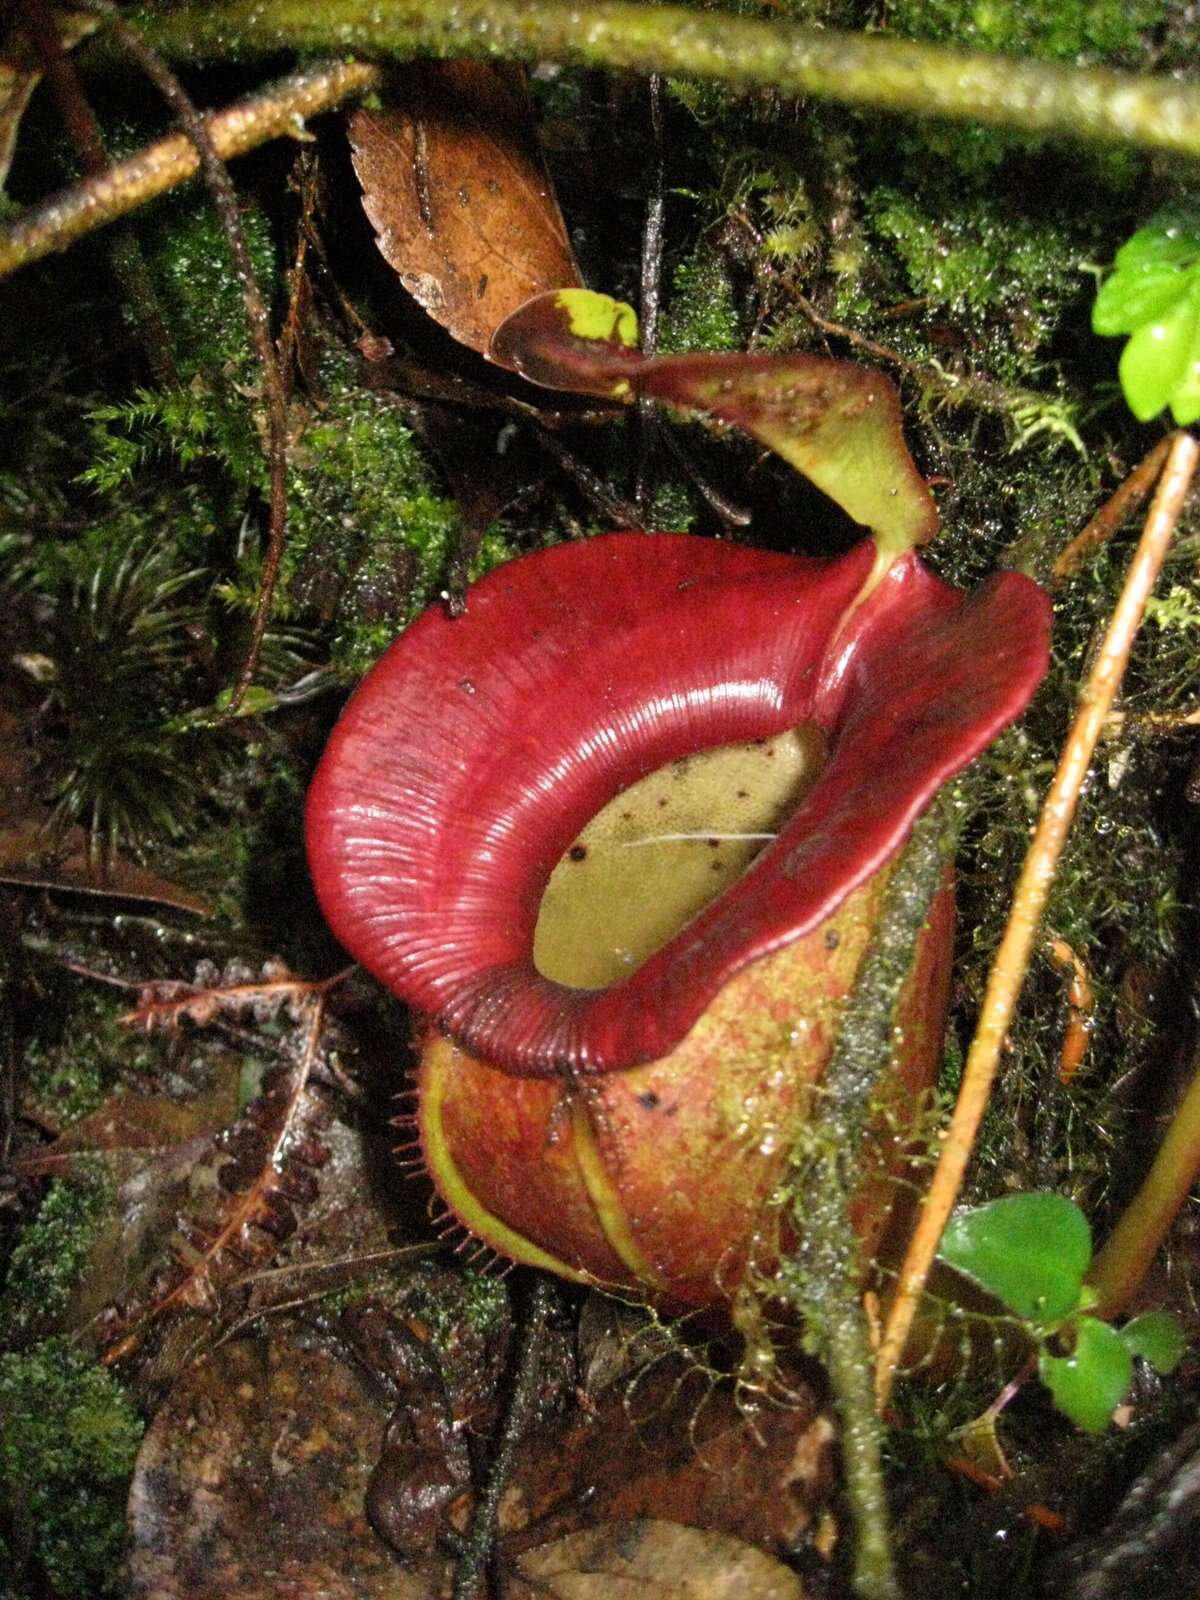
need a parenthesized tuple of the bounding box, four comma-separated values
(0, 822, 209, 914)
(119, 956, 347, 1033)
(505, 1519, 808, 1599)
(14, 1058, 243, 1170)
(127, 1329, 447, 1600)
(348, 60, 582, 355)
(497, 1355, 838, 1559)
(101, 998, 335, 1362)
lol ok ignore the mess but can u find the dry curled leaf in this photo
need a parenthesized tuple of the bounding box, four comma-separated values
(120, 956, 331, 1032)
(506, 1519, 809, 1599)
(349, 60, 582, 355)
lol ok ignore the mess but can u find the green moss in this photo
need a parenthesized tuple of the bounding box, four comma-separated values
(659, 248, 742, 354)
(0, 1163, 112, 1343)
(867, 186, 1080, 350)
(272, 345, 494, 676)
(885, 0, 1169, 65)
(0, 1340, 142, 1599)
(22, 988, 167, 1129)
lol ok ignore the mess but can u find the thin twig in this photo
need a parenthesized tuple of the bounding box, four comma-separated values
(20, 0, 178, 383)
(874, 429, 1200, 1410)
(1052, 436, 1172, 584)
(0, 59, 382, 279)
(452, 1275, 553, 1600)
(80, 0, 290, 709)
(136, 0, 1200, 158)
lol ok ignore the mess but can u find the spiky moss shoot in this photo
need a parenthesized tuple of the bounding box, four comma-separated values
(0, 1163, 113, 1344)
(21, 531, 235, 864)
(0, 1339, 142, 1599)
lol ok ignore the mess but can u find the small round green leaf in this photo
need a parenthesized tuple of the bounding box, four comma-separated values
(937, 1192, 1092, 1324)
(1119, 1311, 1187, 1375)
(1117, 292, 1200, 423)
(1092, 266, 1189, 337)
(1094, 207, 1200, 424)
(1039, 1315, 1132, 1434)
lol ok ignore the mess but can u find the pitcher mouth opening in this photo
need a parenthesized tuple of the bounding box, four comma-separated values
(533, 725, 829, 990)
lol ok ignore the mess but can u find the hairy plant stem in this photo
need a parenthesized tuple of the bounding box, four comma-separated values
(776, 794, 958, 1600)
(131, 0, 1200, 156)
(0, 59, 382, 279)
(876, 430, 1200, 1408)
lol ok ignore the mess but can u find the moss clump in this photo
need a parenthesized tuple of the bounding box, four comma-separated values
(20, 985, 174, 1130)
(0, 1340, 142, 1599)
(867, 187, 1081, 356)
(271, 344, 510, 676)
(885, 0, 1169, 65)
(659, 248, 742, 354)
(0, 1163, 113, 1342)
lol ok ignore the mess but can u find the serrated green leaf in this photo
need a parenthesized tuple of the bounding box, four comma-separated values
(1116, 288, 1200, 422)
(1113, 210, 1200, 274)
(1092, 266, 1189, 337)
(1040, 1316, 1132, 1433)
(1119, 1311, 1187, 1375)
(1095, 208, 1200, 423)
(937, 1192, 1091, 1323)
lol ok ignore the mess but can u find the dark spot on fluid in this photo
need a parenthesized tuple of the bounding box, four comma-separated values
(638, 1091, 660, 1110)
(707, 838, 720, 848)
(710, 861, 723, 872)
(569, 844, 587, 862)
(658, 798, 668, 808)
(621, 810, 632, 820)
(825, 930, 840, 950)
(736, 789, 749, 799)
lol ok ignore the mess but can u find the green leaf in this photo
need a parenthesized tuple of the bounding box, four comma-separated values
(1116, 287, 1200, 423)
(937, 1192, 1092, 1324)
(1119, 1311, 1187, 1375)
(1093, 206, 1200, 425)
(1092, 266, 1189, 337)
(1039, 1316, 1132, 1433)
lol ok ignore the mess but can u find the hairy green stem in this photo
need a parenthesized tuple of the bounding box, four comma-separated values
(131, 0, 1200, 156)
(777, 793, 957, 1600)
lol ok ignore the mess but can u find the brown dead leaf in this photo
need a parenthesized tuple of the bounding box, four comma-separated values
(349, 60, 582, 355)
(506, 1519, 808, 1599)
(127, 1330, 446, 1599)
(0, 823, 209, 913)
(498, 1354, 838, 1558)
